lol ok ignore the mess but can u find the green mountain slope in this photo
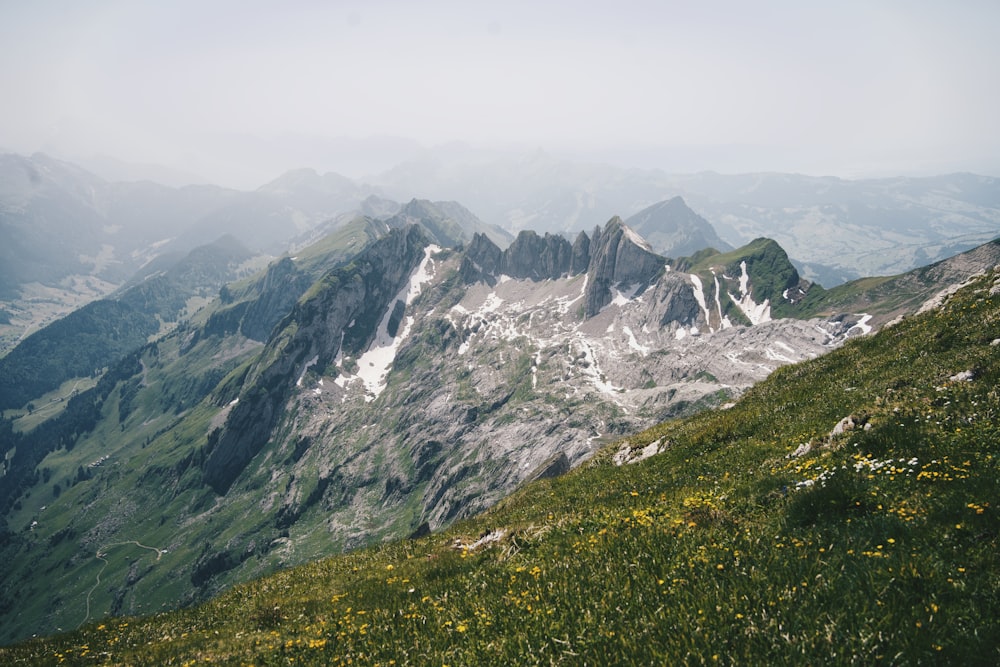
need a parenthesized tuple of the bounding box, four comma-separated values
(0, 224, 400, 641)
(794, 238, 1000, 323)
(4, 267, 997, 664)
(0, 236, 257, 414)
(0, 300, 158, 411)
(672, 237, 806, 328)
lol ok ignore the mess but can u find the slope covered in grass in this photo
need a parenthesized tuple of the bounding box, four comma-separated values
(3, 269, 999, 665)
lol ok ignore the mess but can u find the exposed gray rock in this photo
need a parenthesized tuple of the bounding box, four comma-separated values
(949, 370, 975, 382)
(463, 230, 584, 284)
(204, 225, 430, 494)
(571, 231, 591, 275)
(584, 217, 666, 317)
(789, 442, 812, 458)
(501, 230, 576, 280)
(460, 233, 503, 285)
(829, 414, 869, 440)
(239, 257, 313, 342)
(613, 439, 665, 465)
(648, 273, 703, 327)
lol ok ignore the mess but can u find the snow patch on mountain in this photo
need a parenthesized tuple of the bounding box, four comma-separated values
(343, 245, 441, 400)
(611, 283, 644, 307)
(623, 326, 649, 355)
(689, 274, 714, 331)
(730, 260, 772, 325)
(296, 355, 319, 387)
(572, 336, 625, 401)
(764, 344, 796, 363)
(714, 275, 733, 330)
(850, 314, 873, 335)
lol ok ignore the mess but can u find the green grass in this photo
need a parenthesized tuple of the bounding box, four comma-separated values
(3, 270, 999, 665)
(3, 376, 99, 432)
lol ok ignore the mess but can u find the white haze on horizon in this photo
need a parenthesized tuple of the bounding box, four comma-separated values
(1, 0, 998, 189)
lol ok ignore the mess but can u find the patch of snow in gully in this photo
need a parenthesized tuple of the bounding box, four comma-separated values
(729, 261, 772, 325)
(352, 245, 440, 401)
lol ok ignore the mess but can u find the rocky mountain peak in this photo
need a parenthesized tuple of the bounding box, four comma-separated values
(584, 216, 666, 317)
(460, 233, 504, 285)
(624, 197, 732, 258)
(460, 217, 666, 319)
(460, 230, 583, 284)
(501, 230, 576, 280)
(386, 199, 506, 249)
(571, 231, 591, 274)
(398, 198, 436, 218)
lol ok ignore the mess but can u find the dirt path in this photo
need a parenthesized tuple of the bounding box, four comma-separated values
(79, 540, 167, 628)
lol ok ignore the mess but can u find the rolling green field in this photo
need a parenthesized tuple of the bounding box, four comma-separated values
(3, 269, 998, 665)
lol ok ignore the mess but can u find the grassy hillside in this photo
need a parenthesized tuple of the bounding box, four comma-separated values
(3, 269, 998, 665)
(792, 238, 1000, 322)
(0, 300, 159, 411)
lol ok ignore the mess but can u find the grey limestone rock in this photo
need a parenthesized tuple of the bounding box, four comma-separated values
(584, 217, 666, 317)
(203, 225, 430, 494)
(501, 230, 576, 280)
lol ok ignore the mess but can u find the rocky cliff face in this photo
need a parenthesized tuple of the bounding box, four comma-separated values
(501, 230, 576, 280)
(237, 257, 314, 342)
(203, 225, 430, 493)
(460, 216, 666, 319)
(460, 232, 504, 285)
(584, 217, 667, 317)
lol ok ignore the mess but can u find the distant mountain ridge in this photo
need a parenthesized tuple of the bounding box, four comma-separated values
(368, 150, 1000, 284)
(5, 150, 998, 357)
(624, 196, 733, 257)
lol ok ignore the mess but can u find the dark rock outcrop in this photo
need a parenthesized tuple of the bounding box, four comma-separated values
(461, 230, 583, 284)
(651, 274, 704, 327)
(501, 231, 575, 280)
(461, 217, 666, 319)
(460, 233, 503, 285)
(239, 257, 314, 342)
(584, 217, 666, 317)
(571, 231, 591, 274)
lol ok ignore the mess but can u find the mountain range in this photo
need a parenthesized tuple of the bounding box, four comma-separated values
(369, 149, 1000, 284)
(1, 180, 998, 643)
(1, 226, 998, 663)
(4, 151, 1000, 354)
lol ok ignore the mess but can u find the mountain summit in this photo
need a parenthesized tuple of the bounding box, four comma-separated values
(625, 196, 733, 257)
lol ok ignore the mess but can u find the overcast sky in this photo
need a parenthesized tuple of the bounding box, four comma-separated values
(1, 0, 998, 187)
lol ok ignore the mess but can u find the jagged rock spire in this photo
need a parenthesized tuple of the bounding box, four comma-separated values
(583, 216, 665, 317)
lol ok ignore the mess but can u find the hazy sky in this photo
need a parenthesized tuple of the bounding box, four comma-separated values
(1, 0, 998, 186)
